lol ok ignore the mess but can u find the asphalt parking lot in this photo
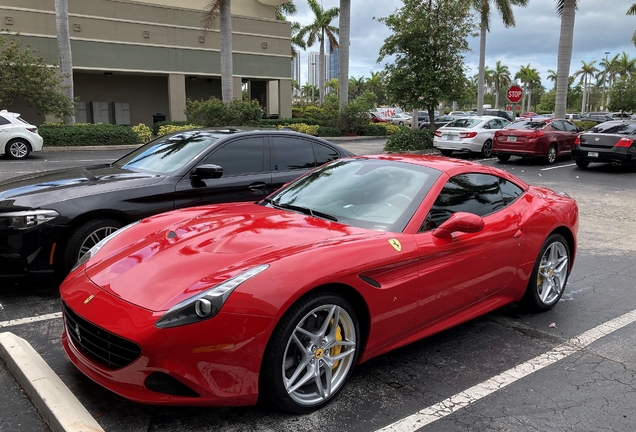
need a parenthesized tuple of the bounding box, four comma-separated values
(1, 141, 636, 432)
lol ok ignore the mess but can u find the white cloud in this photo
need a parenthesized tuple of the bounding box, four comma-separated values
(291, 0, 636, 88)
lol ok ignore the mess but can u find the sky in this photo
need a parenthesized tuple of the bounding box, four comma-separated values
(291, 0, 636, 90)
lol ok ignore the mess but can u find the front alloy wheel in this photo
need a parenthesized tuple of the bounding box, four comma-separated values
(261, 293, 359, 413)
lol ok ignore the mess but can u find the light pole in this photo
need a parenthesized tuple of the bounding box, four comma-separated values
(311, 61, 316, 103)
(601, 51, 610, 112)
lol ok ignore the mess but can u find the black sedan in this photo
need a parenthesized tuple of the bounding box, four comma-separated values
(571, 120, 636, 169)
(419, 115, 459, 130)
(0, 128, 353, 278)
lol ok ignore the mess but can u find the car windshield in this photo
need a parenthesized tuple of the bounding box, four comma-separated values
(507, 120, 547, 130)
(446, 118, 481, 128)
(265, 158, 441, 233)
(113, 132, 217, 174)
(590, 123, 636, 135)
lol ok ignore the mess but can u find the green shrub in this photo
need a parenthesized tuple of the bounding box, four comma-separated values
(38, 123, 139, 146)
(157, 124, 203, 137)
(258, 118, 320, 127)
(375, 122, 402, 135)
(573, 120, 598, 131)
(339, 100, 374, 135)
(185, 98, 262, 127)
(316, 126, 340, 137)
(279, 123, 319, 136)
(132, 123, 152, 143)
(361, 124, 387, 136)
(384, 129, 434, 152)
(151, 120, 192, 136)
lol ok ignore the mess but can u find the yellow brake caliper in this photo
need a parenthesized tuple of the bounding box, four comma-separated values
(329, 318, 342, 369)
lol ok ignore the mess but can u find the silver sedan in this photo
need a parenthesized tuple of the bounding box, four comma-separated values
(433, 116, 510, 158)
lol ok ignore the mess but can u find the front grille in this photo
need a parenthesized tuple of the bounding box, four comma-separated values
(62, 301, 142, 369)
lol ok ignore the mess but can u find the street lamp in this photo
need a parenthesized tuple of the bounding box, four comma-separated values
(602, 51, 610, 112)
(310, 61, 316, 103)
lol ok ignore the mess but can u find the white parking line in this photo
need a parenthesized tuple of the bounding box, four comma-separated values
(541, 163, 577, 171)
(0, 312, 62, 329)
(375, 309, 636, 432)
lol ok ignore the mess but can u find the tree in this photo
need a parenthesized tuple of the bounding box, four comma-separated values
(378, 0, 474, 131)
(325, 78, 339, 96)
(491, 61, 511, 109)
(608, 74, 636, 114)
(573, 60, 598, 113)
(54, 0, 75, 124)
(202, 0, 233, 103)
(297, 0, 339, 104)
(627, 3, 636, 46)
(472, 0, 528, 116)
(0, 32, 74, 117)
(554, 0, 578, 118)
(614, 52, 636, 77)
(275, 2, 296, 21)
(339, 0, 350, 108)
(348, 76, 365, 99)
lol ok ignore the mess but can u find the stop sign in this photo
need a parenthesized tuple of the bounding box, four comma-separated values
(507, 85, 523, 104)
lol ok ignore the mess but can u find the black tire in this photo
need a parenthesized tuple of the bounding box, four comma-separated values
(260, 291, 360, 413)
(398, 121, 404, 126)
(521, 233, 571, 312)
(497, 154, 511, 162)
(545, 144, 558, 165)
(440, 149, 453, 156)
(481, 139, 493, 158)
(63, 218, 125, 272)
(5, 139, 31, 160)
(575, 160, 589, 169)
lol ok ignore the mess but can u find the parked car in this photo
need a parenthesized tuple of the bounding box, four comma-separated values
(389, 113, 411, 126)
(449, 111, 469, 117)
(493, 118, 581, 164)
(433, 116, 510, 157)
(419, 115, 460, 130)
(571, 120, 636, 169)
(416, 111, 440, 122)
(370, 112, 391, 123)
(483, 109, 513, 122)
(519, 112, 539, 119)
(565, 113, 581, 121)
(611, 112, 631, 120)
(0, 128, 353, 278)
(0, 110, 44, 159)
(60, 154, 578, 412)
(581, 112, 614, 124)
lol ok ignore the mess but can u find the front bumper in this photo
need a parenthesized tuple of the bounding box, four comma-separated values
(60, 270, 277, 406)
(0, 224, 61, 276)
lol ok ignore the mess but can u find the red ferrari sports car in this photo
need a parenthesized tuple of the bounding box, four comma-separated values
(60, 155, 578, 413)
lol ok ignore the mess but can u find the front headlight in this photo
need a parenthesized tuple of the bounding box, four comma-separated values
(0, 209, 59, 230)
(70, 220, 140, 272)
(155, 264, 270, 329)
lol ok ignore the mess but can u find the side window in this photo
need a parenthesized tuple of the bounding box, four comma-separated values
(487, 119, 499, 129)
(201, 137, 265, 176)
(499, 178, 524, 205)
(563, 121, 578, 132)
(313, 142, 340, 166)
(272, 136, 316, 171)
(0, 116, 10, 126)
(551, 121, 565, 131)
(421, 173, 504, 231)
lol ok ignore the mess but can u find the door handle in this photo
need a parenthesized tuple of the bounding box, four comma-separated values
(249, 182, 267, 191)
(513, 229, 523, 239)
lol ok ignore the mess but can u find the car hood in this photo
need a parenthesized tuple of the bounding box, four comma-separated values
(85, 203, 377, 312)
(0, 165, 164, 209)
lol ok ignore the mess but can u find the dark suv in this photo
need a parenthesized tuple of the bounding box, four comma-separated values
(582, 113, 613, 124)
(483, 109, 513, 122)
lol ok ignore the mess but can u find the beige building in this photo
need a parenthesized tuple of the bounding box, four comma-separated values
(2, 0, 292, 126)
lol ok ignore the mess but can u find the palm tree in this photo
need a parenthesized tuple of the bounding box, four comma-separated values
(348, 76, 365, 99)
(325, 78, 339, 96)
(339, 0, 350, 108)
(614, 52, 636, 77)
(515, 64, 531, 110)
(472, 0, 528, 116)
(297, 0, 339, 104)
(491, 61, 511, 109)
(525, 68, 541, 112)
(202, 0, 233, 103)
(605, 53, 621, 108)
(54, 0, 75, 124)
(554, 0, 577, 118)
(365, 71, 383, 96)
(547, 69, 557, 88)
(574, 60, 599, 113)
(628, 3, 636, 46)
(275, 2, 296, 20)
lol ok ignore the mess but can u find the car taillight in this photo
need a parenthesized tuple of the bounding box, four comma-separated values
(615, 137, 634, 147)
(26, 127, 37, 133)
(434, 130, 442, 137)
(459, 131, 477, 139)
(532, 130, 544, 138)
(574, 136, 580, 145)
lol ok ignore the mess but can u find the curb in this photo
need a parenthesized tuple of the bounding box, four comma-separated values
(0, 332, 104, 432)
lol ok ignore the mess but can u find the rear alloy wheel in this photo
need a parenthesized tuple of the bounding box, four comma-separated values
(545, 145, 558, 165)
(497, 154, 511, 162)
(481, 140, 493, 158)
(63, 218, 125, 271)
(260, 292, 359, 413)
(521, 233, 570, 312)
(575, 160, 589, 169)
(5, 139, 31, 160)
(440, 149, 453, 157)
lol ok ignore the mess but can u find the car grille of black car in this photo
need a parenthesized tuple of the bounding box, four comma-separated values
(62, 301, 141, 369)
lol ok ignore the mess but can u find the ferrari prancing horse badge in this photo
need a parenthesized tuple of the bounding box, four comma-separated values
(388, 238, 402, 252)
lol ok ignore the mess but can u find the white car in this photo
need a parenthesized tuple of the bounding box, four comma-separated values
(433, 116, 510, 158)
(0, 110, 44, 159)
(389, 113, 412, 126)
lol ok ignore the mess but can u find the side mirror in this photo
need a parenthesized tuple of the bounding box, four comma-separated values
(433, 212, 485, 238)
(577, 127, 584, 132)
(191, 164, 223, 180)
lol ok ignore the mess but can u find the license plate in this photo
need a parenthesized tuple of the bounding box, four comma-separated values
(442, 135, 450, 140)
(588, 152, 599, 157)
(507, 136, 517, 142)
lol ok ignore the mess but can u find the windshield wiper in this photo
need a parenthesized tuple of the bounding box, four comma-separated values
(269, 199, 338, 222)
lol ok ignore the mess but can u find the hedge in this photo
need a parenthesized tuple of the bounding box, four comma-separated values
(38, 123, 139, 147)
(259, 118, 320, 127)
(384, 129, 434, 152)
(316, 126, 340, 137)
(572, 120, 599, 131)
(157, 124, 203, 137)
(151, 120, 192, 136)
(361, 124, 387, 136)
(278, 123, 319, 136)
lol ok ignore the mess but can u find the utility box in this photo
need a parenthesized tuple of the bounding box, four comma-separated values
(113, 102, 131, 125)
(91, 101, 110, 124)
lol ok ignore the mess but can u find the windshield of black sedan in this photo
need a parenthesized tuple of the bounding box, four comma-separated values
(266, 159, 441, 232)
(114, 133, 217, 174)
